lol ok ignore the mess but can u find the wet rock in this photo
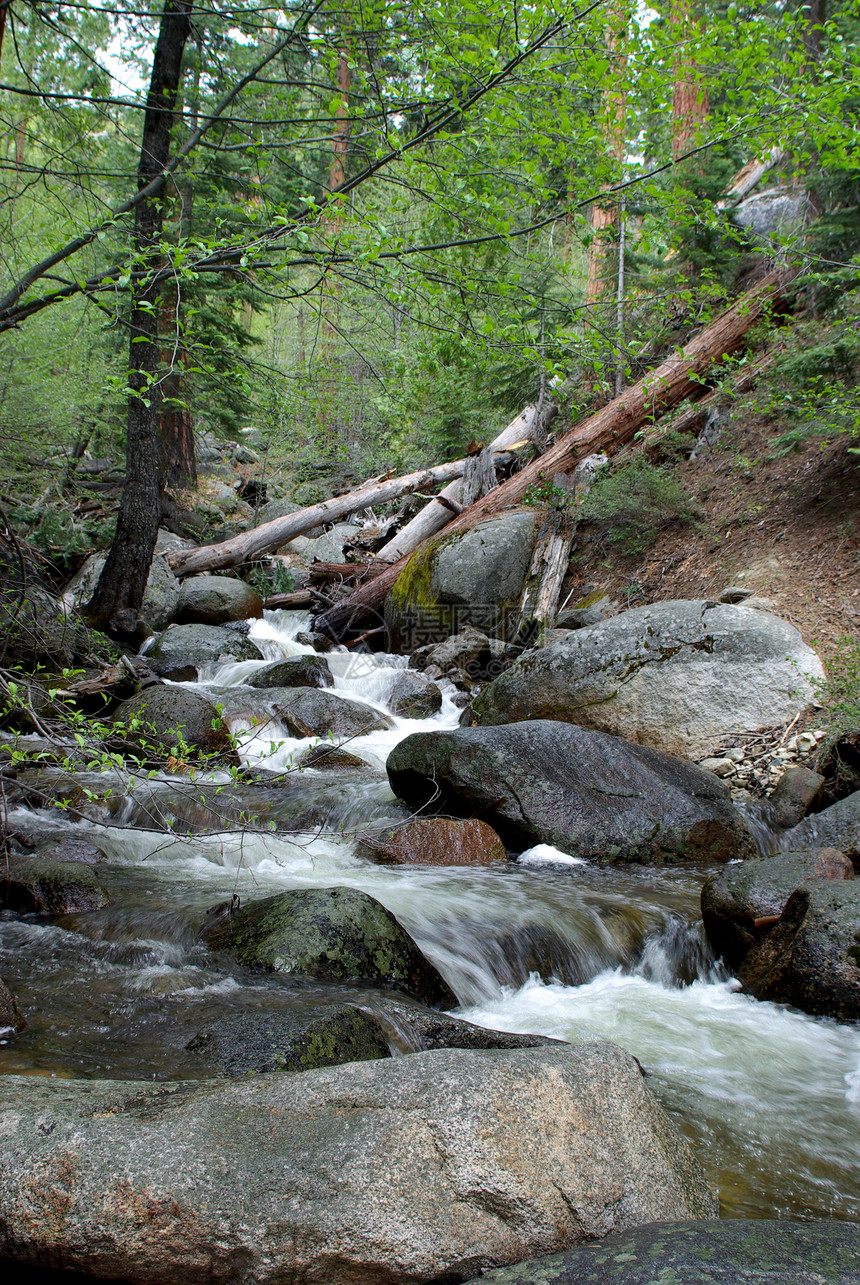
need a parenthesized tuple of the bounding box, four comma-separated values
(468, 600, 824, 761)
(113, 686, 235, 759)
(387, 512, 537, 647)
(780, 789, 860, 857)
(358, 816, 507, 867)
(0, 1044, 716, 1284)
(297, 744, 368, 770)
(175, 575, 263, 626)
(0, 585, 91, 670)
(701, 849, 854, 969)
(145, 623, 263, 678)
(410, 627, 516, 689)
(268, 687, 393, 739)
(386, 669, 442, 718)
(0, 852, 109, 914)
(247, 655, 333, 690)
(769, 764, 825, 828)
(478, 1219, 859, 1284)
(204, 885, 457, 1008)
(295, 629, 334, 653)
(387, 722, 756, 865)
(0, 978, 26, 1035)
(376, 999, 561, 1053)
(63, 550, 180, 631)
(738, 881, 860, 1020)
(187, 1004, 392, 1076)
(28, 838, 106, 865)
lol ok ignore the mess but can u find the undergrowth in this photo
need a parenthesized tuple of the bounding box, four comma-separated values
(577, 457, 700, 555)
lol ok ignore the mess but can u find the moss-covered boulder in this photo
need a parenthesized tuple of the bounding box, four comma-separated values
(478, 1219, 860, 1284)
(701, 848, 854, 968)
(113, 686, 236, 759)
(248, 655, 333, 690)
(0, 853, 109, 914)
(203, 885, 457, 1007)
(187, 1005, 392, 1076)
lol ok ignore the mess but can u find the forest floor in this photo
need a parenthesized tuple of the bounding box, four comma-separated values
(565, 407, 860, 668)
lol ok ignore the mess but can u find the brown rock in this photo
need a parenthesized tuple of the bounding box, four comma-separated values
(812, 848, 854, 880)
(359, 816, 507, 867)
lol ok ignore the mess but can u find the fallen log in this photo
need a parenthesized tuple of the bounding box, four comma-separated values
(166, 451, 517, 579)
(373, 404, 543, 564)
(315, 267, 798, 642)
(263, 589, 313, 609)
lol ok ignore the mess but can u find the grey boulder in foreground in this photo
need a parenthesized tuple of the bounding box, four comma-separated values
(476, 1219, 860, 1284)
(0, 1044, 715, 1285)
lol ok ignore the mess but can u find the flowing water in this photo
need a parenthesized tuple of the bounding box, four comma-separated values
(3, 611, 860, 1222)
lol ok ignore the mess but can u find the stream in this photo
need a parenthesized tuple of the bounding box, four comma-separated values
(3, 610, 860, 1224)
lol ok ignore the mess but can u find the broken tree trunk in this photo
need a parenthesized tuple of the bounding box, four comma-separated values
(374, 403, 543, 564)
(166, 454, 512, 579)
(515, 491, 576, 639)
(315, 266, 797, 641)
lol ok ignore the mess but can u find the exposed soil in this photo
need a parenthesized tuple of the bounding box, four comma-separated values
(565, 410, 860, 666)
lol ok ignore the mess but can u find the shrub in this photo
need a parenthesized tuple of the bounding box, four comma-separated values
(578, 457, 699, 555)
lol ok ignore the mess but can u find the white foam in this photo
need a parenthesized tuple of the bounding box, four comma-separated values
(517, 843, 586, 868)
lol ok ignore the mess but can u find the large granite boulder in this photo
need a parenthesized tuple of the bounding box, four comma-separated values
(701, 849, 855, 968)
(175, 575, 263, 626)
(247, 655, 333, 690)
(308, 522, 361, 563)
(387, 722, 756, 864)
(737, 881, 860, 1020)
(63, 550, 180, 631)
(387, 511, 537, 648)
(204, 885, 456, 1007)
(114, 686, 235, 759)
(145, 623, 263, 678)
(468, 600, 824, 760)
(0, 852, 109, 914)
(0, 1044, 716, 1285)
(478, 1219, 860, 1284)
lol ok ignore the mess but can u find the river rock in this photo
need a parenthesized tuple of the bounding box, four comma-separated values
(387, 512, 537, 648)
(298, 744, 369, 770)
(0, 585, 91, 670)
(268, 687, 393, 738)
(247, 655, 333, 690)
(376, 999, 560, 1053)
(187, 1004, 392, 1077)
(468, 600, 825, 760)
(738, 881, 860, 1020)
(359, 816, 507, 867)
(768, 764, 826, 828)
(0, 978, 26, 1035)
(204, 885, 456, 1008)
(309, 522, 361, 562)
(0, 1043, 716, 1284)
(478, 1219, 860, 1284)
(145, 623, 263, 678)
(175, 575, 263, 626)
(387, 722, 756, 864)
(0, 852, 109, 914)
(63, 550, 180, 631)
(780, 787, 860, 856)
(701, 849, 854, 968)
(114, 686, 235, 759)
(28, 837, 106, 865)
(386, 669, 442, 717)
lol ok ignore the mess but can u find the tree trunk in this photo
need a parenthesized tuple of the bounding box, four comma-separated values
(314, 267, 798, 641)
(158, 289, 197, 491)
(586, 3, 628, 302)
(671, 0, 709, 163)
(85, 0, 192, 638)
(515, 503, 576, 638)
(166, 454, 516, 578)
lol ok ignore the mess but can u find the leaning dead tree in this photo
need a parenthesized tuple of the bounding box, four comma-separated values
(315, 265, 799, 641)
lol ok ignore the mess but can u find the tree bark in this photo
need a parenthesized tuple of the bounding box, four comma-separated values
(671, 0, 709, 163)
(314, 267, 798, 641)
(166, 453, 516, 578)
(586, 3, 628, 303)
(85, 0, 192, 637)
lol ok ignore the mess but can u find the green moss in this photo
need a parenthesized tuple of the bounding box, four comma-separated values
(390, 534, 451, 612)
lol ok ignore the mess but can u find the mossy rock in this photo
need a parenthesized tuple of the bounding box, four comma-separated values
(187, 1005, 392, 1076)
(0, 854, 109, 914)
(203, 885, 457, 1007)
